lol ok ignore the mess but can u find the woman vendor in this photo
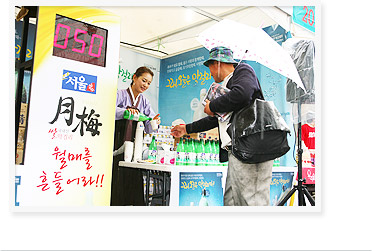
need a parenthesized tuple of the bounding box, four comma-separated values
(111, 66, 160, 206)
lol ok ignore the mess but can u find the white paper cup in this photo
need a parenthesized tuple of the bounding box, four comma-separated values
(171, 119, 185, 127)
(123, 141, 134, 162)
(150, 120, 159, 131)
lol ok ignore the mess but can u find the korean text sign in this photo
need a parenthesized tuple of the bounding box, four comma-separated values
(15, 6, 120, 207)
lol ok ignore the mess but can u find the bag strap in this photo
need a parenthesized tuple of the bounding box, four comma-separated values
(230, 79, 263, 152)
(231, 78, 263, 141)
(256, 79, 265, 101)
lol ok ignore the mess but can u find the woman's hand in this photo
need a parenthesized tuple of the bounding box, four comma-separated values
(153, 114, 161, 124)
(127, 108, 139, 115)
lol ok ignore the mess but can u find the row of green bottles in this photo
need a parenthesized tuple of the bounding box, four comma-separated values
(123, 109, 152, 121)
(176, 137, 226, 166)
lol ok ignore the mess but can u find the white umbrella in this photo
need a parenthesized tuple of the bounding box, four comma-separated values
(197, 19, 306, 91)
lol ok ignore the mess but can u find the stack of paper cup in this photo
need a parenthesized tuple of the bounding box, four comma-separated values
(133, 122, 144, 162)
(124, 141, 134, 162)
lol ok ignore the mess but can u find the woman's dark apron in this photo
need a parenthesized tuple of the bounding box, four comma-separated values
(110, 88, 145, 206)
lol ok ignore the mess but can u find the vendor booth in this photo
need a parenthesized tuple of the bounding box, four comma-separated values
(14, 5, 318, 209)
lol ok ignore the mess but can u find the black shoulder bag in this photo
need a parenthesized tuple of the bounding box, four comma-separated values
(227, 81, 291, 164)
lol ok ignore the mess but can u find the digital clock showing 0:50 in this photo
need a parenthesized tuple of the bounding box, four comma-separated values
(52, 14, 108, 67)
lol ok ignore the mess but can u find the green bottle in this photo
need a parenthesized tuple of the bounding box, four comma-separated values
(200, 139, 206, 166)
(214, 139, 220, 166)
(211, 139, 217, 166)
(195, 139, 201, 166)
(176, 139, 185, 166)
(148, 136, 157, 161)
(210, 138, 215, 166)
(123, 110, 152, 121)
(188, 139, 197, 166)
(184, 138, 189, 166)
(205, 139, 211, 166)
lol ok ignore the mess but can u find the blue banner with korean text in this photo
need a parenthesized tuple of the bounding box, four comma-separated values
(270, 171, 295, 206)
(159, 47, 213, 125)
(179, 172, 223, 206)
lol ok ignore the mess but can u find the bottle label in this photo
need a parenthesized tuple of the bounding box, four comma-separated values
(213, 153, 218, 163)
(189, 152, 196, 166)
(196, 152, 205, 165)
(176, 152, 185, 165)
(148, 150, 157, 160)
(201, 153, 206, 162)
(132, 113, 140, 121)
(185, 152, 190, 164)
(209, 153, 214, 163)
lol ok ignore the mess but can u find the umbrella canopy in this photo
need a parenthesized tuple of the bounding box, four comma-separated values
(197, 19, 306, 90)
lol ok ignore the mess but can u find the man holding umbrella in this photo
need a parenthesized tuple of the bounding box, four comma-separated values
(171, 46, 274, 206)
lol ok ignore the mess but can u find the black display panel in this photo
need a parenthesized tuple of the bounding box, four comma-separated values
(52, 14, 108, 67)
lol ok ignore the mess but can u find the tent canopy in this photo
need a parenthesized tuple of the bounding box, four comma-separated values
(99, 6, 314, 59)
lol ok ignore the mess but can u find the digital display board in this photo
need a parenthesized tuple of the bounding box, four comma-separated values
(52, 14, 108, 67)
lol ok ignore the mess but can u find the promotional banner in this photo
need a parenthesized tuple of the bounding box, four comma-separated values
(159, 47, 213, 125)
(270, 171, 295, 206)
(178, 170, 295, 206)
(15, 6, 120, 207)
(179, 172, 223, 206)
(159, 47, 296, 167)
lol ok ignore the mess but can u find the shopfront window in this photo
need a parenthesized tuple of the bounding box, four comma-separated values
(15, 6, 37, 164)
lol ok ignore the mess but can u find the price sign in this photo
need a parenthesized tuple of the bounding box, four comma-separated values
(53, 14, 108, 67)
(293, 6, 315, 33)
